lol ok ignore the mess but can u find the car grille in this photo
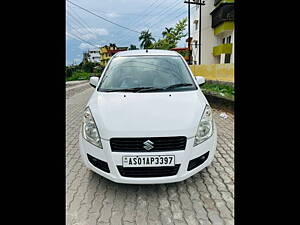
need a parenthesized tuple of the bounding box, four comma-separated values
(110, 136, 187, 152)
(117, 165, 180, 177)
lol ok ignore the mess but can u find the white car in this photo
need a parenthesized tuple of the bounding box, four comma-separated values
(79, 49, 217, 184)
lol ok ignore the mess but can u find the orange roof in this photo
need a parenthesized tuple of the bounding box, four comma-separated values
(171, 47, 188, 51)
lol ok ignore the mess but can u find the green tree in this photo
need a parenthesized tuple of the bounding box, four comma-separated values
(81, 61, 96, 73)
(162, 27, 173, 38)
(139, 30, 155, 49)
(150, 38, 174, 50)
(150, 18, 187, 50)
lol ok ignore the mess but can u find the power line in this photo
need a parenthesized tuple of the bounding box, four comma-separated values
(67, 30, 99, 48)
(68, 6, 98, 36)
(87, 0, 168, 44)
(67, 14, 128, 49)
(67, 6, 117, 47)
(66, 0, 190, 51)
(127, 0, 167, 30)
(67, 11, 105, 44)
(66, 0, 141, 34)
(144, 1, 184, 29)
(149, 5, 196, 43)
(91, 6, 163, 17)
(117, 1, 184, 45)
(148, 5, 187, 30)
(150, 4, 195, 30)
(68, 12, 96, 36)
(67, 5, 129, 47)
(66, 18, 101, 48)
(125, 0, 161, 28)
(120, 9, 188, 47)
(113, 0, 166, 45)
(149, 10, 189, 39)
(119, 11, 187, 47)
(67, 17, 96, 42)
(67, 32, 99, 48)
(67, 21, 113, 50)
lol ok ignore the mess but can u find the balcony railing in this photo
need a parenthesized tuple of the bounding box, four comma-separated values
(214, 0, 234, 6)
(213, 43, 232, 56)
(214, 21, 234, 35)
(211, 3, 234, 28)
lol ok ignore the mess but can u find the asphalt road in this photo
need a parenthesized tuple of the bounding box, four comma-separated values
(66, 85, 234, 225)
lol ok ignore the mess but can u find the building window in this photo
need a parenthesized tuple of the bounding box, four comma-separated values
(222, 38, 225, 44)
(195, 41, 198, 48)
(227, 36, 231, 43)
(225, 54, 231, 63)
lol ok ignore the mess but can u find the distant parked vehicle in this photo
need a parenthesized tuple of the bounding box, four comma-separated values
(80, 49, 217, 184)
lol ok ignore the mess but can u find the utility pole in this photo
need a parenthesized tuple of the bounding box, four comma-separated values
(184, 1, 206, 65)
(187, 2, 191, 65)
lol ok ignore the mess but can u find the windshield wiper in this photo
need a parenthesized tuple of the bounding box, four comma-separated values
(163, 83, 193, 90)
(102, 87, 153, 92)
(136, 83, 193, 93)
(102, 83, 194, 93)
(136, 87, 165, 92)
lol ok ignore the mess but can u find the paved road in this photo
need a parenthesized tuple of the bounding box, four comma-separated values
(66, 80, 89, 88)
(66, 87, 234, 225)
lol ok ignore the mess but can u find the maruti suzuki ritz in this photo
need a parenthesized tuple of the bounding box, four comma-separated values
(79, 49, 217, 184)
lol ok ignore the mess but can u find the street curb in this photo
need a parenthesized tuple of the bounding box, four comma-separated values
(203, 91, 234, 113)
(205, 79, 234, 87)
(66, 80, 89, 88)
(66, 83, 91, 98)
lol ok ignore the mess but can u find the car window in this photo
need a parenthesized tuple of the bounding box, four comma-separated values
(98, 56, 197, 92)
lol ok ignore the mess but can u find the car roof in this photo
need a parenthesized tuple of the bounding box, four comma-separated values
(115, 49, 181, 57)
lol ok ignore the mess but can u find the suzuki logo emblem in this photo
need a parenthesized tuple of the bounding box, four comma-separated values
(143, 140, 154, 151)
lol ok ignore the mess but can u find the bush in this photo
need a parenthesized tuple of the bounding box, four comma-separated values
(65, 62, 104, 81)
(66, 71, 90, 81)
(201, 83, 234, 100)
(65, 66, 77, 78)
(201, 83, 234, 95)
(81, 62, 95, 73)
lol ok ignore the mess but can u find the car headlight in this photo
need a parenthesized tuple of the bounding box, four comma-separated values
(82, 107, 103, 148)
(194, 104, 214, 146)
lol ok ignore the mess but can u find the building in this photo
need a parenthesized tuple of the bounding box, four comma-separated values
(100, 44, 128, 67)
(82, 52, 89, 64)
(88, 50, 101, 63)
(190, 0, 234, 64)
(100, 46, 109, 67)
(83, 50, 101, 63)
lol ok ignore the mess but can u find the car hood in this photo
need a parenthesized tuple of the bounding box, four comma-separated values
(88, 90, 207, 139)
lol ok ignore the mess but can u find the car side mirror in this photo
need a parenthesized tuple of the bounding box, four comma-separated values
(89, 76, 99, 88)
(195, 76, 205, 86)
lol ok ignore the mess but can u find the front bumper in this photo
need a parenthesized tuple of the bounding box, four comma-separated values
(79, 130, 217, 184)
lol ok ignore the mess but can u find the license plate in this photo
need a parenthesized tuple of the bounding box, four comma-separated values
(122, 155, 175, 167)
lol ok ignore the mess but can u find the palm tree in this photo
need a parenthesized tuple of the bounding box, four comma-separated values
(162, 27, 173, 37)
(139, 30, 155, 49)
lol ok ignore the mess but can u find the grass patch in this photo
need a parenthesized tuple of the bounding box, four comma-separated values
(66, 71, 90, 81)
(201, 83, 234, 100)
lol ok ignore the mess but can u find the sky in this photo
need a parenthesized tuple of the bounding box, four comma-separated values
(66, 0, 189, 66)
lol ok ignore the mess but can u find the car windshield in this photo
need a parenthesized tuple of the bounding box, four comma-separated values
(98, 56, 197, 92)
